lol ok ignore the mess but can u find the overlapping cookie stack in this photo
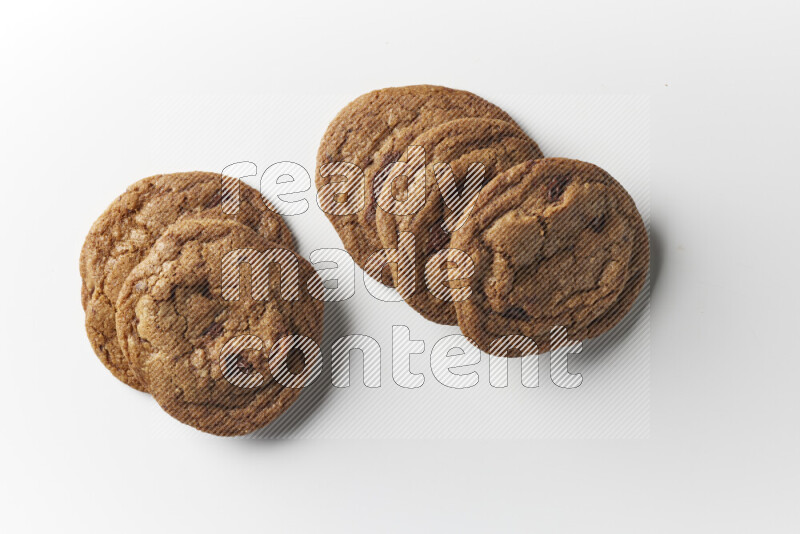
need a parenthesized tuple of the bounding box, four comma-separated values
(316, 85, 649, 354)
(80, 173, 323, 435)
(81, 85, 649, 436)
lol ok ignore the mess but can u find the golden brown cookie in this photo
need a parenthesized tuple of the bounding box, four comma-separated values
(375, 118, 543, 325)
(80, 171, 293, 391)
(316, 85, 517, 283)
(115, 218, 323, 436)
(451, 158, 649, 354)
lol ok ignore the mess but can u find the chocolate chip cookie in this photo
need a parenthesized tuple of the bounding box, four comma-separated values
(451, 158, 649, 354)
(375, 118, 543, 325)
(80, 171, 293, 391)
(115, 218, 323, 435)
(316, 85, 517, 283)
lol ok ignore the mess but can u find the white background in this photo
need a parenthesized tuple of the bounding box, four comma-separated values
(1, 0, 798, 532)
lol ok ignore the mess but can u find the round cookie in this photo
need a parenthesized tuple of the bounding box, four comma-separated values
(316, 85, 517, 283)
(115, 218, 324, 436)
(375, 118, 543, 325)
(451, 158, 649, 355)
(80, 171, 293, 391)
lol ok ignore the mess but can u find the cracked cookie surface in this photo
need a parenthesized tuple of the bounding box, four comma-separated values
(316, 85, 516, 282)
(115, 218, 323, 436)
(80, 171, 293, 391)
(451, 158, 649, 354)
(375, 118, 542, 325)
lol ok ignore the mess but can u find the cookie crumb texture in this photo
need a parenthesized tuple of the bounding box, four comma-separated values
(79, 172, 293, 391)
(115, 219, 323, 436)
(452, 158, 649, 354)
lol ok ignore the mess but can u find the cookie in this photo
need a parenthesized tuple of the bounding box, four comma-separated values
(451, 158, 649, 354)
(375, 118, 543, 325)
(115, 218, 324, 436)
(316, 85, 517, 283)
(80, 171, 293, 391)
